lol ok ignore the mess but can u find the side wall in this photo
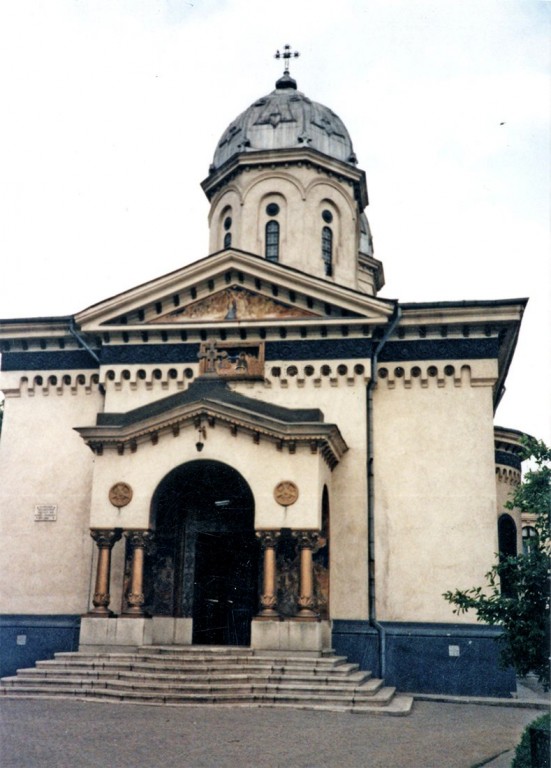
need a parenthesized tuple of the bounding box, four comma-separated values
(373, 360, 499, 623)
(0, 374, 102, 615)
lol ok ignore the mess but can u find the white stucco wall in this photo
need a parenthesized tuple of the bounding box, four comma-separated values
(0, 351, 506, 629)
(0, 376, 102, 614)
(373, 360, 499, 623)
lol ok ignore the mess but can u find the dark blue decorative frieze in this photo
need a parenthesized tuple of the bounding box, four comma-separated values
(266, 337, 499, 362)
(265, 338, 374, 360)
(101, 344, 201, 365)
(495, 449, 522, 471)
(378, 338, 500, 362)
(1, 351, 99, 371)
(1, 336, 501, 371)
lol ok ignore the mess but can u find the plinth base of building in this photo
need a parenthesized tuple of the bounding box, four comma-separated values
(251, 618, 331, 652)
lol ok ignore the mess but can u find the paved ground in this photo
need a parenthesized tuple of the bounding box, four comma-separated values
(0, 698, 545, 768)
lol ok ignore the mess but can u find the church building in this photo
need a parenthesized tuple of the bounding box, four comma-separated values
(0, 54, 527, 699)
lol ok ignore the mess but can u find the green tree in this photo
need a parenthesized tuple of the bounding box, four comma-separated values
(444, 436, 551, 688)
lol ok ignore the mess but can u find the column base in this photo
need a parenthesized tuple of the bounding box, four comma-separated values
(294, 610, 320, 622)
(255, 611, 282, 621)
(251, 619, 331, 652)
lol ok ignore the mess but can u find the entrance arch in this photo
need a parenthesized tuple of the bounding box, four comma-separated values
(145, 460, 259, 646)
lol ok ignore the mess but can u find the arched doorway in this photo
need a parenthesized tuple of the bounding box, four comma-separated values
(144, 460, 259, 646)
(314, 486, 330, 618)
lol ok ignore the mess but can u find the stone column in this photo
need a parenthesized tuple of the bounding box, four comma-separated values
(294, 531, 320, 621)
(256, 530, 280, 619)
(88, 528, 122, 617)
(123, 530, 154, 617)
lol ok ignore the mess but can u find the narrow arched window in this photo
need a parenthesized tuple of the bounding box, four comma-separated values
(322, 226, 333, 276)
(224, 232, 232, 249)
(498, 513, 517, 596)
(265, 220, 279, 262)
(522, 526, 538, 555)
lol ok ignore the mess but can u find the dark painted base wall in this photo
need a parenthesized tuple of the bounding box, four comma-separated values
(332, 620, 516, 697)
(1, 616, 516, 698)
(0, 615, 81, 678)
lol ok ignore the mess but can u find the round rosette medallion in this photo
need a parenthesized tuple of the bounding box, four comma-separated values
(108, 482, 133, 508)
(274, 481, 299, 507)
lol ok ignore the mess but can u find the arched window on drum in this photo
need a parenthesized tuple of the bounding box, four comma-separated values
(265, 209, 280, 262)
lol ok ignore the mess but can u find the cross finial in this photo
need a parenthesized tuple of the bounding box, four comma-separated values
(275, 44, 300, 76)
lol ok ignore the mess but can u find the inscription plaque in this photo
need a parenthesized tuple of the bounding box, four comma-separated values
(34, 504, 57, 522)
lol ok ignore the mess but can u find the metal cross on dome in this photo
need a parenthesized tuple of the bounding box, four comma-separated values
(275, 44, 300, 75)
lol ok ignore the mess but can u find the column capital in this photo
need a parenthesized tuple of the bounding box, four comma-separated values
(124, 530, 154, 551)
(90, 528, 122, 548)
(292, 530, 320, 550)
(255, 530, 281, 549)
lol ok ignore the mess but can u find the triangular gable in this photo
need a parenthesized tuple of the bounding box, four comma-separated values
(75, 248, 395, 332)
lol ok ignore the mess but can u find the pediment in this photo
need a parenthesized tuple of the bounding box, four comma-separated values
(75, 249, 395, 332)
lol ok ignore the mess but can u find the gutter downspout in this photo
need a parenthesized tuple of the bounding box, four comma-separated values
(367, 303, 401, 678)
(69, 319, 100, 365)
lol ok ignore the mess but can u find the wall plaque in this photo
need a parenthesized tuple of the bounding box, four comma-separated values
(108, 482, 133, 508)
(34, 504, 57, 522)
(274, 481, 299, 507)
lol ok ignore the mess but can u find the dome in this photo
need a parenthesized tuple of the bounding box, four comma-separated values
(211, 74, 358, 171)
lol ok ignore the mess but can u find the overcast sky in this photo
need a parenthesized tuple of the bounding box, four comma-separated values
(0, 0, 549, 443)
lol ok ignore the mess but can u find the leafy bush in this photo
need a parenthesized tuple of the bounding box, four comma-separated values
(444, 437, 551, 687)
(512, 712, 550, 768)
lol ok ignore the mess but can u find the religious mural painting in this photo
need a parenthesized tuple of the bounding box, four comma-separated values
(153, 286, 317, 324)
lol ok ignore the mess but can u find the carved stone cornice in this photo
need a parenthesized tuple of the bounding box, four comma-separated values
(76, 381, 348, 469)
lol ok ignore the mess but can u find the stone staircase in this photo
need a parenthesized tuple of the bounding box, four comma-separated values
(0, 646, 413, 715)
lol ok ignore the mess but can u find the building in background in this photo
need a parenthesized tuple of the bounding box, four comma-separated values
(0, 59, 527, 697)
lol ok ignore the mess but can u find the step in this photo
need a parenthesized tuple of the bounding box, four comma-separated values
(0, 645, 412, 716)
(7, 668, 374, 688)
(1, 675, 384, 699)
(54, 650, 351, 669)
(37, 659, 361, 678)
(0, 682, 396, 705)
(0, 685, 413, 715)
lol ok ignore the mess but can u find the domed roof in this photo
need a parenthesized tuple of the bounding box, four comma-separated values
(211, 74, 358, 171)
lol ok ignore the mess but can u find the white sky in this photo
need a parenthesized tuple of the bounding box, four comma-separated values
(0, 0, 549, 443)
